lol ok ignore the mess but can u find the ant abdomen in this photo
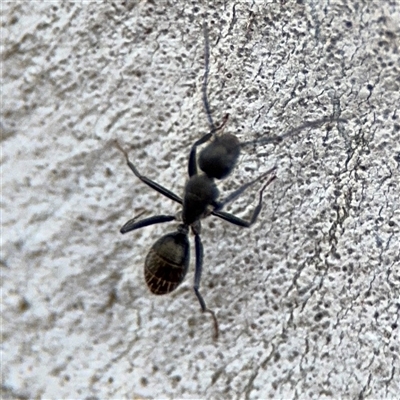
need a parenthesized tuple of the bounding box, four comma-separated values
(144, 231, 190, 295)
(198, 134, 240, 179)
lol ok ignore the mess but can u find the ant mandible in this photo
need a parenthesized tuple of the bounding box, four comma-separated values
(117, 21, 344, 340)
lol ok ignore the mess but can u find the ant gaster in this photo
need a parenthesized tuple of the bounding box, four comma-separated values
(117, 21, 346, 339)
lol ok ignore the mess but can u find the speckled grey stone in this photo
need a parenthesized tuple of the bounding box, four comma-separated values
(2, 1, 399, 399)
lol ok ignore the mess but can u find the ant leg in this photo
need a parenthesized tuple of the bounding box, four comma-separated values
(212, 173, 277, 227)
(193, 230, 219, 340)
(120, 215, 176, 234)
(114, 140, 183, 205)
(213, 166, 277, 211)
(126, 161, 183, 204)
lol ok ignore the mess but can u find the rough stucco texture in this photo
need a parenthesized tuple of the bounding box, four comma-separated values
(2, 1, 400, 399)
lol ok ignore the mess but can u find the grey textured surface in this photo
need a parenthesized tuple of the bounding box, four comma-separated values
(2, 1, 400, 399)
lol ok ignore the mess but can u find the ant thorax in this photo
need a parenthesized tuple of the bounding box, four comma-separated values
(182, 174, 219, 225)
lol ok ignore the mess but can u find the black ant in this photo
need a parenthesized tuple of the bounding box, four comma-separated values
(115, 116, 276, 340)
(116, 21, 345, 339)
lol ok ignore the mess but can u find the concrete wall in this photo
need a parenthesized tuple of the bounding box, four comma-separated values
(2, 1, 399, 398)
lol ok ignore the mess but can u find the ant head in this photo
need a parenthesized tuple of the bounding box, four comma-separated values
(198, 133, 241, 179)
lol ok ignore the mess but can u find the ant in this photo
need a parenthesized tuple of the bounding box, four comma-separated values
(115, 116, 276, 340)
(116, 21, 345, 339)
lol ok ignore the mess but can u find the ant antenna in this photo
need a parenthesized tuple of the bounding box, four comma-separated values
(241, 117, 347, 149)
(207, 308, 219, 341)
(211, 113, 229, 134)
(202, 20, 216, 132)
(113, 139, 129, 160)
